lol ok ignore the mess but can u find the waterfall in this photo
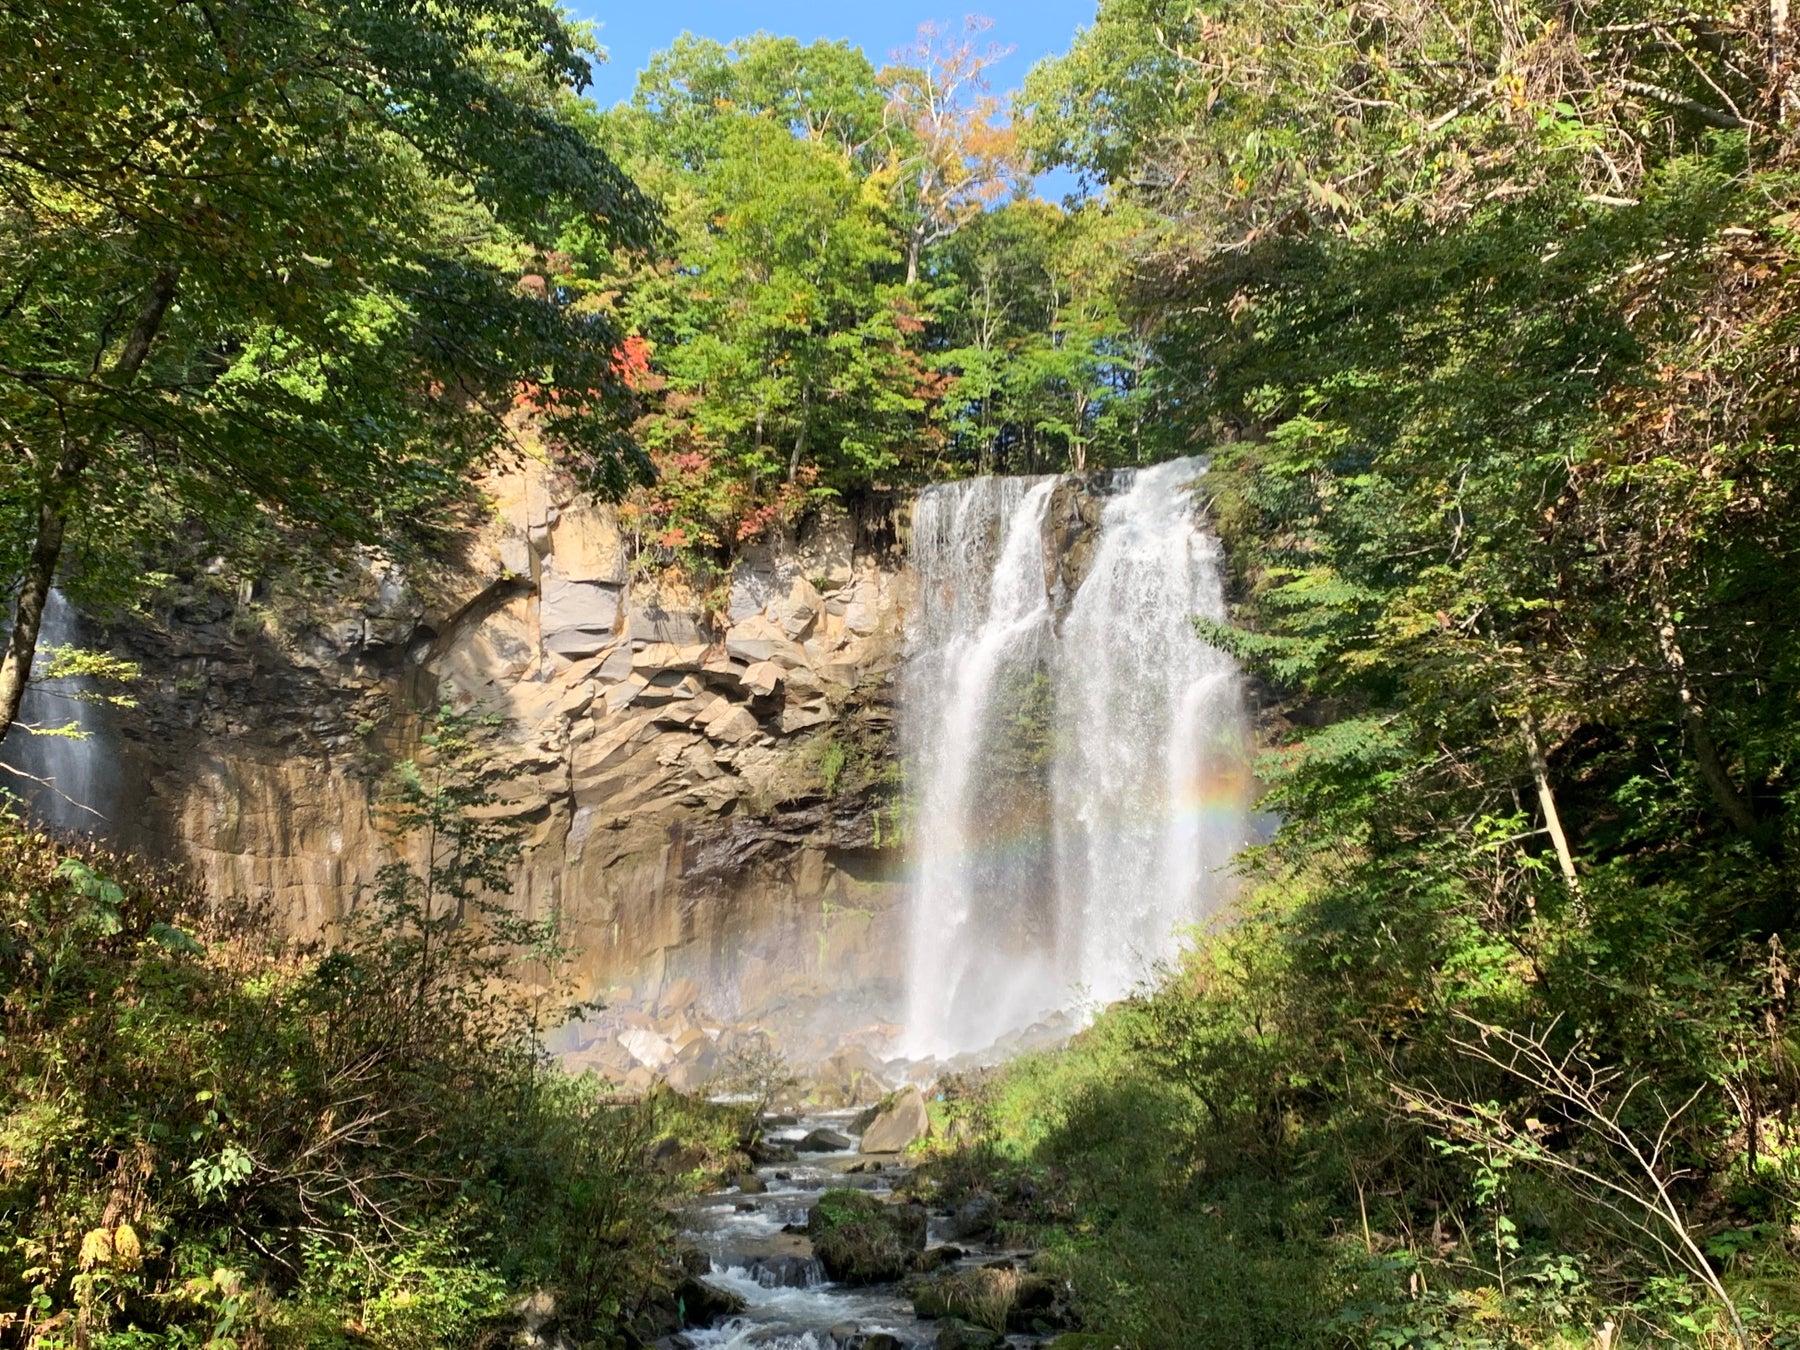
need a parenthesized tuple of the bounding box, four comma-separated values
(0, 590, 114, 834)
(901, 460, 1250, 1057)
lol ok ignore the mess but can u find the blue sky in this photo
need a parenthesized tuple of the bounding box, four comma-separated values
(567, 1, 1097, 110)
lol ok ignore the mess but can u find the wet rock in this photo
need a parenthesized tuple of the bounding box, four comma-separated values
(744, 1253, 823, 1288)
(951, 1192, 1000, 1240)
(673, 1275, 746, 1328)
(750, 1138, 797, 1165)
(737, 1172, 769, 1194)
(933, 1321, 1006, 1350)
(795, 1127, 853, 1153)
(859, 1087, 931, 1154)
(913, 1264, 1069, 1335)
(913, 1244, 963, 1274)
(806, 1188, 928, 1285)
(831, 1331, 903, 1350)
(734, 1201, 758, 1212)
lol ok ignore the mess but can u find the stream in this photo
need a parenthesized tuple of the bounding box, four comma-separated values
(670, 1112, 1048, 1350)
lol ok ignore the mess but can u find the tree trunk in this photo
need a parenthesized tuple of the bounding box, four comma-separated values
(1772, 0, 1795, 126)
(0, 267, 176, 749)
(1521, 714, 1581, 893)
(1655, 603, 1760, 837)
(786, 386, 810, 483)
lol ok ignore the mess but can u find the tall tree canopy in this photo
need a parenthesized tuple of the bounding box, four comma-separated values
(0, 0, 658, 746)
(591, 24, 1183, 566)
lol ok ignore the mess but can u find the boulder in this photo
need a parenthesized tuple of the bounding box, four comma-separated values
(749, 1137, 797, 1165)
(736, 1173, 768, 1195)
(811, 1044, 891, 1109)
(724, 614, 794, 665)
(664, 1037, 721, 1095)
(644, 1135, 707, 1177)
(620, 1027, 675, 1071)
(778, 699, 833, 734)
(795, 1127, 854, 1153)
(933, 1321, 1006, 1350)
(740, 661, 783, 696)
(744, 1252, 822, 1288)
(859, 1087, 931, 1154)
(913, 1244, 963, 1274)
(828, 1325, 904, 1350)
(806, 1188, 928, 1284)
(672, 1275, 746, 1328)
(951, 1192, 1000, 1240)
(912, 1264, 1063, 1334)
(700, 702, 762, 745)
(844, 582, 883, 635)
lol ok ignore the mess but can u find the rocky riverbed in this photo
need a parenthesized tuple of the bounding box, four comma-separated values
(663, 1112, 1081, 1350)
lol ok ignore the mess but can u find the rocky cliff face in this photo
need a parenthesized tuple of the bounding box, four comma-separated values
(97, 458, 915, 1060)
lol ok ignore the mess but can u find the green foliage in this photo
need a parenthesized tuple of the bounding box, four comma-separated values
(0, 709, 709, 1347)
(0, 0, 660, 748)
(580, 25, 1194, 565)
(957, 4, 1800, 1345)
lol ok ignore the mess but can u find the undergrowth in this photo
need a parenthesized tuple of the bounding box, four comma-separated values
(0, 711, 745, 1349)
(923, 887, 1800, 1350)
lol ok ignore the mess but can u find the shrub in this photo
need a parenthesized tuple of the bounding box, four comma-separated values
(0, 712, 695, 1347)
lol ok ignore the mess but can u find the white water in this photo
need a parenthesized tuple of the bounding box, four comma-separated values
(901, 460, 1251, 1057)
(0, 590, 113, 833)
(677, 1112, 932, 1348)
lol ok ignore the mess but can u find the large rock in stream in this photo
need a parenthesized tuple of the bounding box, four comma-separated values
(912, 1263, 1070, 1335)
(858, 1087, 931, 1153)
(805, 1188, 927, 1284)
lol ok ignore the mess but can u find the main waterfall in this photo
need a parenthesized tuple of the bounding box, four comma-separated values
(902, 459, 1250, 1057)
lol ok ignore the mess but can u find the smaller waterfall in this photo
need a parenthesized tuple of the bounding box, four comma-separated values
(901, 460, 1252, 1058)
(0, 591, 115, 833)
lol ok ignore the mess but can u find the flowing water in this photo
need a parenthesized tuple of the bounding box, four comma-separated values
(676, 1113, 1023, 1349)
(0, 590, 114, 833)
(901, 460, 1251, 1058)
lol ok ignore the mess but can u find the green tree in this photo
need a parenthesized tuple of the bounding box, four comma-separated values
(988, 0, 1800, 1340)
(626, 32, 889, 170)
(931, 199, 1168, 473)
(0, 0, 658, 748)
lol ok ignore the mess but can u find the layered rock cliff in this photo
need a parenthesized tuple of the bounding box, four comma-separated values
(92, 457, 916, 1059)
